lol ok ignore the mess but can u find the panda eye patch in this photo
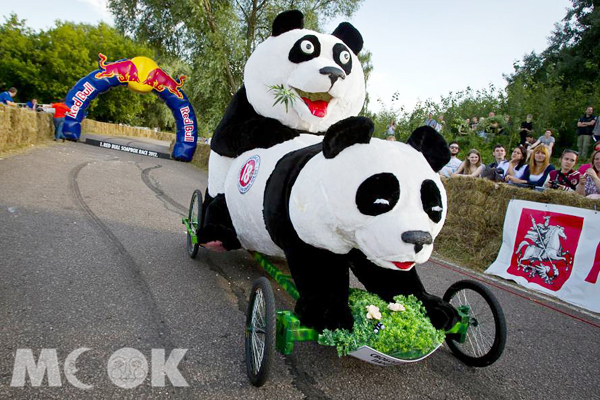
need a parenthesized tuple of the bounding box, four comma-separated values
(421, 179, 443, 223)
(333, 43, 353, 75)
(356, 173, 399, 216)
(289, 35, 321, 63)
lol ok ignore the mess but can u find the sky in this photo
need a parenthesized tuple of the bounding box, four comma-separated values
(1, 0, 573, 113)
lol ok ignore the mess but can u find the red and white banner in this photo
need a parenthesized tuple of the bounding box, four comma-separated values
(486, 200, 600, 313)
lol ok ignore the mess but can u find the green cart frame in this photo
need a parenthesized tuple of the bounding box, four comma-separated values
(183, 189, 507, 387)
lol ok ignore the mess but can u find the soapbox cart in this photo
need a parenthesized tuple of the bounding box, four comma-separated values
(183, 189, 507, 387)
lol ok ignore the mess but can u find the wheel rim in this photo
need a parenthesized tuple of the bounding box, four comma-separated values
(448, 288, 496, 358)
(249, 288, 266, 375)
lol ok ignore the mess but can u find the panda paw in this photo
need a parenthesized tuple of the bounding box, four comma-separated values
(245, 117, 299, 149)
(425, 301, 459, 331)
(295, 297, 354, 332)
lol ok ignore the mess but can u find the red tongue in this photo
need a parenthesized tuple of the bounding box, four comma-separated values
(392, 262, 415, 271)
(301, 97, 328, 118)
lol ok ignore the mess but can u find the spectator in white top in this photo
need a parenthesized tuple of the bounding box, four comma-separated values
(439, 141, 462, 177)
(504, 146, 528, 180)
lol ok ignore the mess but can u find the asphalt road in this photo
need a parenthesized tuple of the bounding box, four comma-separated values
(1, 140, 599, 399)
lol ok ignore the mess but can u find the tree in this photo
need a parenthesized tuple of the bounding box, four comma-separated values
(0, 14, 176, 128)
(107, 0, 365, 128)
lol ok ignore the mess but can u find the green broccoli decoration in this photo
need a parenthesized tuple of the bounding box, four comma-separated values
(318, 289, 446, 359)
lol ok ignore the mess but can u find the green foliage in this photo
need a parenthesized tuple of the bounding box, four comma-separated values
(268, 84, 299, 112)
(368, 2, 599, 163)
(0, 15, 178, 129)
(107, 0, 365, 130)
(318, 289, 445, 358)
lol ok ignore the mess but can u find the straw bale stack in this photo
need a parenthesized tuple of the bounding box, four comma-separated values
(191, 142, 211, 171)
(0, 106, 54, 153)
(437, 177, 599, 272)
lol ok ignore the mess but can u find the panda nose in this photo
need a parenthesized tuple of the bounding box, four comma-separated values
(401, 231, 433, 254)
(320, 66, 345, 86)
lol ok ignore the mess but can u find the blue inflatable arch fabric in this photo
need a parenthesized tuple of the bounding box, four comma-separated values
(62, 64, 198, 162)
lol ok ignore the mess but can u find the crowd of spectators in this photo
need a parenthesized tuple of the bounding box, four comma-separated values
(440, 140, 600, 199)
(426, 106, 599, 160)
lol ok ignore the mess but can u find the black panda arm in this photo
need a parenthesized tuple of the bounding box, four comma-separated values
(210, 86, 300, 157)
(348, 249, 458, 330)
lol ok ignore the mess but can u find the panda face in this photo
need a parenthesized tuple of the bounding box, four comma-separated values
(289, 139, 447, 270)
(244, 28, 365, 133)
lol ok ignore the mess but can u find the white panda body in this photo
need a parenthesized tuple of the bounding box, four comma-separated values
(222, 134, 448, 271)
(223, 134, 324, 257)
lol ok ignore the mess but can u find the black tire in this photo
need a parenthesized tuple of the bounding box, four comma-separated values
(443, 280, 507, 367)
(186, 189, 202, 259)
(245, 277, 276, 387)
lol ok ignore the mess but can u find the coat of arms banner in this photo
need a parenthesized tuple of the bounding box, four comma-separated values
(486, 200, 600, 313)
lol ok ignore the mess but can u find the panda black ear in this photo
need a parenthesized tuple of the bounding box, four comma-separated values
(323, 116, 373, 159)
(272, 10, 304, 36)
(332, 22, 363, 54)
(406, 126, 451, 172)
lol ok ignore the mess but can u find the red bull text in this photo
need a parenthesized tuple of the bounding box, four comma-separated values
(95, 53, 140, 83)
(143, 69, 186, 99)
(180, 106, 195, 142)
(66, 82, 96, 119)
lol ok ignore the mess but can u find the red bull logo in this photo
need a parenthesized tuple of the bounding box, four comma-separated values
(143, 69, 186, 99)
(95, 54, 140, 83)
(180, 106, 195, 142)
(66, 82, 96, 119)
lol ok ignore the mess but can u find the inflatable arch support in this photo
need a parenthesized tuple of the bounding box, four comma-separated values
(63, 54, 198, 162)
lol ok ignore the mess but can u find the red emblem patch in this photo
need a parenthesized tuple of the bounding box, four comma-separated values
(508, 208, 582, 291)
(238, 155, 260, 194)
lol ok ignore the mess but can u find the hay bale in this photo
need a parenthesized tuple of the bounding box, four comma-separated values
(191, 143, 211, 170)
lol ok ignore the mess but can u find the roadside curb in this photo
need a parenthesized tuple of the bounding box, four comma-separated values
(431, 256, 600, 326)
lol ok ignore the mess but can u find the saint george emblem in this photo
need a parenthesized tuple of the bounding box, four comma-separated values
(508, 209, 583, 290)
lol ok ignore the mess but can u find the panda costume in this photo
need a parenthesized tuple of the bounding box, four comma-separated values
(200, 10, 458, 332)
(201, 10, 365, 249)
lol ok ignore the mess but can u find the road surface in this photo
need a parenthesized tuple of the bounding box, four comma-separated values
(1, 139, 598, 399)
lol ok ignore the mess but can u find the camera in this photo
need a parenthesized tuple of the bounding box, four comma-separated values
(550, 181, 560, 189)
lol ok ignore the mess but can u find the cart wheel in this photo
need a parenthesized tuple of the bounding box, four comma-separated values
(186, 189, 202, 259)
(443, 280, 506, 367)
(245, 277, 276, 387)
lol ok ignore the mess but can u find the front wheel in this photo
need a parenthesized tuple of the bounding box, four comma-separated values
(245, 277, 276, 387)
(186, 189, 202, 259)
(443, 280, 506, 367)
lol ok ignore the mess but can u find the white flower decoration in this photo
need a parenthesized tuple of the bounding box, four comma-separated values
(366, 305, 382, 320)
(387, 303, 406, 312)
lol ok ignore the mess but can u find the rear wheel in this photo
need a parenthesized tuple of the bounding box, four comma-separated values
(186, 189, 202, 259)
(443, 280, 506, 367)
(245, 277, 276, 387)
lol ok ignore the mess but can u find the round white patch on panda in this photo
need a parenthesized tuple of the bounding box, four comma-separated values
(238, 155, 261, 194)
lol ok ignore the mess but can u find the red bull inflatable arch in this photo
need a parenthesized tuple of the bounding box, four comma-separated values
(63, 54, 198, 162)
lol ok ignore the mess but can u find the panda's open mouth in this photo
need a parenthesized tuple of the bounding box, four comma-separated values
(294, 88, 333, 118)
(392, 262, 415, 271)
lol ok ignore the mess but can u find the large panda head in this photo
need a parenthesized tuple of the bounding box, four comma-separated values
(289, 120, 451, 271)
(244, 10, 366, 133)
